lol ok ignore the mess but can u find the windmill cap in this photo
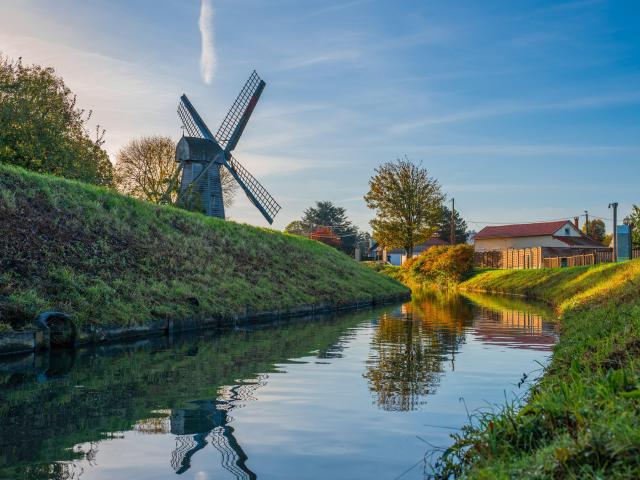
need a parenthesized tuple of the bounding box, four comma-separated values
(175, 136, 222, 163)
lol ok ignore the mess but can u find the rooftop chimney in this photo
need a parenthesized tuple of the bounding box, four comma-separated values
(574, 217, 580, 229)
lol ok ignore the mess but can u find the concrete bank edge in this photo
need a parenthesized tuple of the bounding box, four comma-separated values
(0, 292, 410, 356)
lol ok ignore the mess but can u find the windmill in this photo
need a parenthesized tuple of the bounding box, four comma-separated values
(172, 71, 281, 224)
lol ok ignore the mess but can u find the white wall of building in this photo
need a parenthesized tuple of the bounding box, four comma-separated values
(474, 222, 582, 252)
(474, 235, 572, 251)
(553, 223, 582, 237)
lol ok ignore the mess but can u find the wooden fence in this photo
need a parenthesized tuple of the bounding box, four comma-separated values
(474, 251, 502, 269)
(475, 247, 543, 269)
(542, 253, 596, 268)
(476, 246, 639, 270)
(504, 247, 543, 269)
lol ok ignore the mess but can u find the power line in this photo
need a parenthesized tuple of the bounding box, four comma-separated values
(466, 218, 570, 225)
(468, 213, 614, 226)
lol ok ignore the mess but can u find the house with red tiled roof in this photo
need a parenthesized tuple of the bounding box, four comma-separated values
(474, 219, 605, 252)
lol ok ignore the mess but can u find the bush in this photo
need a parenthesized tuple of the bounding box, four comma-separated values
(404, 244, 474, 287)
(0, 55, 113, 186)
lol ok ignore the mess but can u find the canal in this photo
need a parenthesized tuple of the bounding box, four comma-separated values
(0, 292, 557, 480)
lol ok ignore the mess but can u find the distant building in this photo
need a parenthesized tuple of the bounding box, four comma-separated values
(474, 220, 605, 252)
(387, 238, 449, 266)
(466, 230, 477, 245)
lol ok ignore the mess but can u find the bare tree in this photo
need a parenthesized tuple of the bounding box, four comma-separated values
(114, 136, 237, 207)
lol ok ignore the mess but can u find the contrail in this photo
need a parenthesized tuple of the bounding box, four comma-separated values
(198, 0, 216, 84)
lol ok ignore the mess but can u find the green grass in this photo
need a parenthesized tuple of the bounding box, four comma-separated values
(462, 261, 640, 314)
(432, 263, 640, 479)
(0, 163, 408, 329)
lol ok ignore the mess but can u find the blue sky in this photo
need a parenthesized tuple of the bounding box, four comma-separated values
(1, 0, 639, 231)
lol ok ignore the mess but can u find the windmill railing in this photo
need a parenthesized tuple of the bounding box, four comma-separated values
(228, 155, 281, 220)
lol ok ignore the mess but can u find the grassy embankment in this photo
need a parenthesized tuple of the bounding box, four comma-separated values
(433, 262, 640, 478)
(0, 163, 408, 330)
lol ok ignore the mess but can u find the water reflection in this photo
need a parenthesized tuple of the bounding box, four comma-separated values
(364, 292, 473, 411)
(0, 294, 557, 480)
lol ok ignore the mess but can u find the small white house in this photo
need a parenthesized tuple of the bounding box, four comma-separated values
(474, 220, 604, 252)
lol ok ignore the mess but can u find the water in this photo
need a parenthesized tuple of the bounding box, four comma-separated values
(0, 292, 557, 480)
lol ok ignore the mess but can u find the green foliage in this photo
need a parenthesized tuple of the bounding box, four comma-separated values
(436, 205, 469, 244)
(365, 158, 444, 256)
(0, 163, 408, 328)
(0, 55, 113, 186)
(403, 244, 475, 288)
(432, 262, 640, 478)
(285, 201, 362, 255)
(284, 220, 308, 236)
(624, 204, 640, 247)
(583, 218, 606, 242)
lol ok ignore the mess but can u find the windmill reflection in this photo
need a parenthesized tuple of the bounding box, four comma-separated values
(167, 375, 267, 479)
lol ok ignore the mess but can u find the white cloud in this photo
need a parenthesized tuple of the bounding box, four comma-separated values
(198, 0, 216, 84)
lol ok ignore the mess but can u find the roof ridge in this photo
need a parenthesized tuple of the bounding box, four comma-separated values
(475, 220, 572, 240)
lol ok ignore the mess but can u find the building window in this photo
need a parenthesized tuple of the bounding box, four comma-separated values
(565, 228, 570, 235)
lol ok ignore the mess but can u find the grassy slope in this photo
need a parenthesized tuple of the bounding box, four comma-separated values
(0, 164, 408, 329)
(435, 263, 640, 479)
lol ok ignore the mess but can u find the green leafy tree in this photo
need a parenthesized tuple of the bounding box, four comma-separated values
(365, 158, 444, 257)
(284, 220, 308, 236)
(582, 218, 606, 242)
(0, 55, 113, 186)
(436, 205, 468, 244)
(286, 201, 360, 254)
(624, 205, 640, 247)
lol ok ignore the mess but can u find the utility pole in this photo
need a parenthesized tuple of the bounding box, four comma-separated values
(584, 210, 589, 237)
(450, 198, 456, 245)
(609, 202, 618, 262)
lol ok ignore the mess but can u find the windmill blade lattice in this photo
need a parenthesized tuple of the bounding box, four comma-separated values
(178, 95, 215, 140)
(216, 71, 265, 151)
(174, 71, 281, 224)
(227, 154, 281, 223)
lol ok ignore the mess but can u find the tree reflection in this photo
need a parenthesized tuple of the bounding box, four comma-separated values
(364, 292, 474, 411)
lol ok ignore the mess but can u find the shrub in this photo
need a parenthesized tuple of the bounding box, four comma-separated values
(0, 55, 113, 186)
(404, 244, 474, 287)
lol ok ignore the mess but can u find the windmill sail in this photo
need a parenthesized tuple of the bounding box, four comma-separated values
(178, 95, 216, 140)
(175, 71, 281, 225)
(216, 71, 266, 151)
(224, 154, 281, 224)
